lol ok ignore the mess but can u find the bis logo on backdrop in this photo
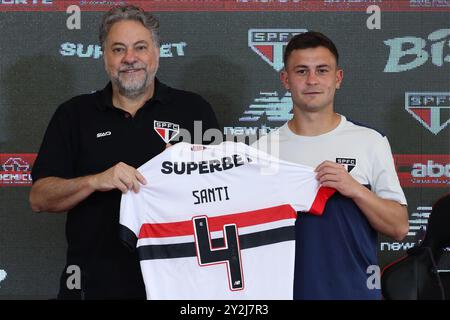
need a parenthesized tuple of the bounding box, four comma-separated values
(384, 29, 450, 73)
(392, 29, 450, 136)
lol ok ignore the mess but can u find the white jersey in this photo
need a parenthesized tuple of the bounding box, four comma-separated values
(253, 115, 406, 205)
(119, 142, 334, 300)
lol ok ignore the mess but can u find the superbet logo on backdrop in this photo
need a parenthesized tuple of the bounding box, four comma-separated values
(0, 154, 36, 186)
(248, 29, 307, 72)
(60, 42, 187, 60)
(60, 43, 103, 60)
(384, 29, 450, 72)
(394, 154, 450, 187)
(405, 92, 450, 135)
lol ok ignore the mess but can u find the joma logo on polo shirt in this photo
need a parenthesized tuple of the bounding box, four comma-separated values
(96, 131, 111, 138)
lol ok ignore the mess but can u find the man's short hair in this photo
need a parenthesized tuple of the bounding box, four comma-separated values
(283, 31, 339, 67)
(99, 5, 160, 48)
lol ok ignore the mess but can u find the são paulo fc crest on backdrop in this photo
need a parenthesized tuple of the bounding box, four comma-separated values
(405, 92, 450, 135)
(154, 120, 180, 143)
(248, 29, 307, 72)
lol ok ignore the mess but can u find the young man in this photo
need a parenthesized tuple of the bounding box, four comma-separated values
(29, 5, 219, 299)
(254, 32, 408, 299)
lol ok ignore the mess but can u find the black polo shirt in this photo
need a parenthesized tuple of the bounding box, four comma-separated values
(32, 79, 219, 299)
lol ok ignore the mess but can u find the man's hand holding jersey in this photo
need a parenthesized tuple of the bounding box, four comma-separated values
(315, 160, 363, 198)
(314, 160, 408, 241)
(90, 144, 172, 194)
(90, 162, 147, 194)
(29, 145, 176, 213)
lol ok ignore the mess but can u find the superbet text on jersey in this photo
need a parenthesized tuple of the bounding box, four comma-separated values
(119, 142, 335, 299)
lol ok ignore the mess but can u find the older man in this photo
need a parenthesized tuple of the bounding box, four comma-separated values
(30, 5, 219, 299)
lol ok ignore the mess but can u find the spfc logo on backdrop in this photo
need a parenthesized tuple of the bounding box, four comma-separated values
(248, 29, 307, 72)
(336, 158, 356, 173)
(405, 92, 450, 135)
(154, 120, 180, 143)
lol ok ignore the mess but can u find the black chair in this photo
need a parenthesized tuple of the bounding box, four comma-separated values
(381, 194, 450, 300)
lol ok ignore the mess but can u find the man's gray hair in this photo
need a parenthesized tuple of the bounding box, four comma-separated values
(99, 5, 160, 48)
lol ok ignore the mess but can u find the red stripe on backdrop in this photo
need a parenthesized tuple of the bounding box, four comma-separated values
(0, 1, 449, 12)
(138, 203, 297, 239)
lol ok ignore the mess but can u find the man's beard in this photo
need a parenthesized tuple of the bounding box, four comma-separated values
(110, 64, 157, 98)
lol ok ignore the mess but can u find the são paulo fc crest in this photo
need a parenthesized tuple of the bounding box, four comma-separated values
(405, 92, 450, 135)
(248, 29, 307, 72)
(336, 158, 356, 173)
(154, 120, 180, 143)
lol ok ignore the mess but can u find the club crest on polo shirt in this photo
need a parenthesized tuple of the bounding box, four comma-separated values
(336, 158, 356, 173)
(154, 120, 180, 143)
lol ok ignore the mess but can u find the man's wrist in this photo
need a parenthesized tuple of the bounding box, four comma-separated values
(351, 183, 370, 202)
(85, 174, 98, 193)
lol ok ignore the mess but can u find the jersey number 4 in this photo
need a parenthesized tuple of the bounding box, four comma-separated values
(193, 216, 244, 291)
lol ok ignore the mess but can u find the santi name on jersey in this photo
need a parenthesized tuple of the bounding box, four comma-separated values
(193, 186, 230, 205)
(161, 154, 252, 175)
